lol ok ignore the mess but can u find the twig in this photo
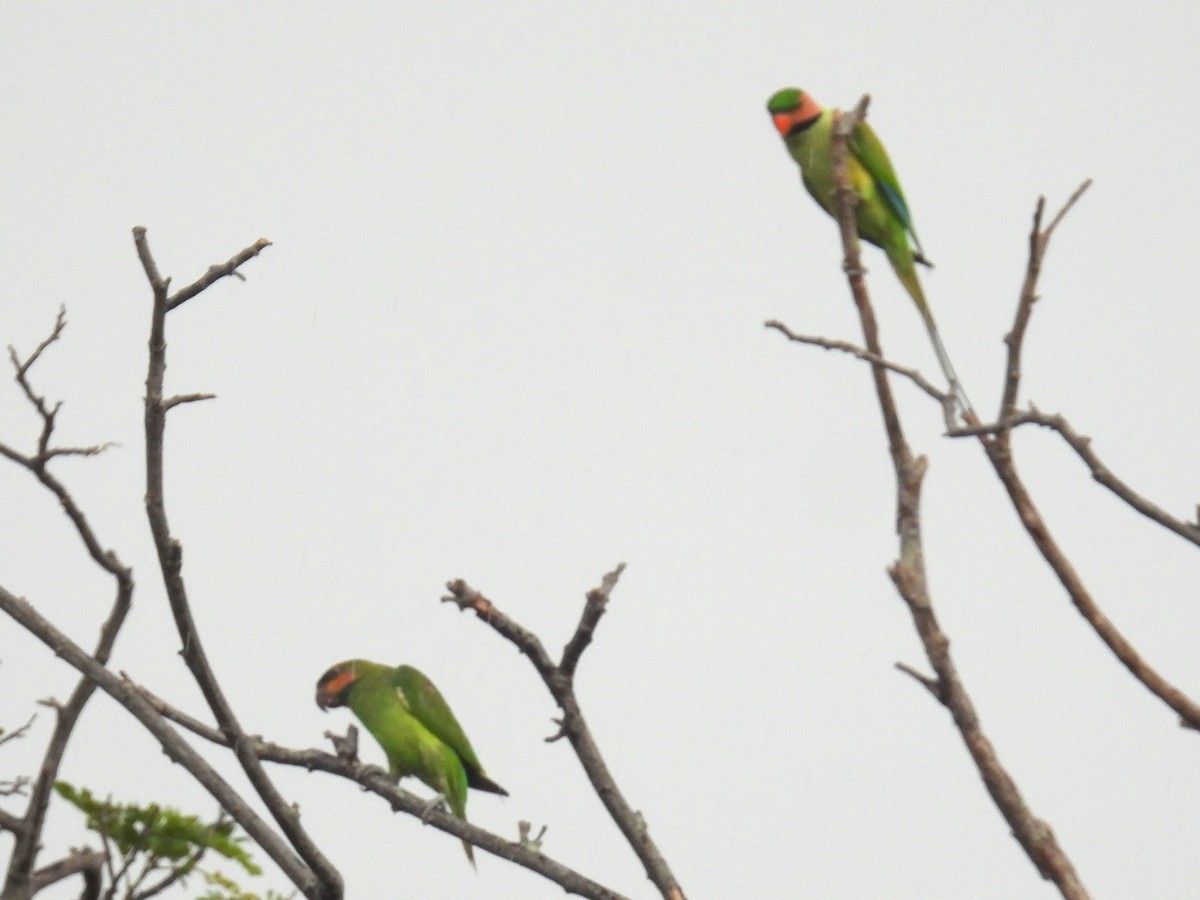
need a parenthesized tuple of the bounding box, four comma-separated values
(829, 99, 1090, 899)
(0, 777, 30, 800)
(983, 408, 1200, 548)
(132, 227, 340, 900)
(162, 392, 217, 411)
(976, 188, 1200, 730)
(3, 309, 115, 469)
(130, 835, 209, 900)
(894, 662, 941, 700)
(999, 182, 1092, 419)
(764, 319, 951, 405)
(165, 238, 272, 310)
(0, 714, 37, 750)
(0, 312, 136, 900)
(0, 582, 330, 900)
(122, 677, 628, 900)
(443, 566, 687, 900)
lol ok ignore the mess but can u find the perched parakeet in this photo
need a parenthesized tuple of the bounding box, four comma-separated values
(767, 87, 972, 415)
(315, 659, 507, 864)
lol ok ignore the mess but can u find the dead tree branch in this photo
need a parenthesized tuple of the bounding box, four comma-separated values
(764, 320, 951, 406)
(132, 227, 341, 899)
(823, 99, 1090, 899)
(122, 676, 630, 900)
(0, 313, 135, 900)
(969, 192, 1200, 730)
(443, 565, 688, 900)
(979, 409, 1200, 548)
(0, 582, 331, 900)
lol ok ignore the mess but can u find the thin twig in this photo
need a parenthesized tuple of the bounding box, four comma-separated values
(443, 567, 687, 900)
(130, 836, 208, 900)
(894, 662, 941, 700)
(0, 715, 37, 750)
(764, 319, 951, 405)
(162, 392, 217, 411)
(0, 311, 136, 900)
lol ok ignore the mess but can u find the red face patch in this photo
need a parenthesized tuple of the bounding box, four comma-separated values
(315, 666, 356, 708)
(772, 111, 797, 136)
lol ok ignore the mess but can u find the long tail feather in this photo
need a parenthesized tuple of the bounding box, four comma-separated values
(892, 254, 975, 422)
(922, 310, 976, 421)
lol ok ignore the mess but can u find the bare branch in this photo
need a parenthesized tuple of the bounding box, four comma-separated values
(826, 99, 1090, 898)
(1000, 181, 1092, 419)
(0, 310, 137, 900)
(894, 662, 941, 700)
(0, 778, 30, 802)
(444, 567, 687, 900)
(122, 673, 225, 744)
(0, 581, 332, 900)
(133, 227, 339, 899)
(0, 805, 25, 834)
(3, 308, 115, 469)
(1044, 179, 1093, 239)
(164, 237, 272, 310)
(319, 757, 630, 900)
(974, 188, 1200, 731)
(29, 848, 105, 896)
(981, 408, 1200, 548)
(561, 563, 624, 677)
(764, 319, 951, 406)
(162, 392, 217, 411)
(9, 306, 66, 380)
(121, 676, 628, 900)
(0, 715, 37, 750)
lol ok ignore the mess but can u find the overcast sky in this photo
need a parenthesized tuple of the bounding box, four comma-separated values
(3, 3, 1200, 898)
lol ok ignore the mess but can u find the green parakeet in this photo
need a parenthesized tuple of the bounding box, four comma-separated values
(767, 87, 972, 415)
(315, 659, 507, 864)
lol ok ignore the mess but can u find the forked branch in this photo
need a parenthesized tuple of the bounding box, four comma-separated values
(124, 676, 629, 900)
(972, 190, 1200, 730)
(827, 98, 1088, 898)
(132, 228, 341, 899)
(444, 565, 687, 900)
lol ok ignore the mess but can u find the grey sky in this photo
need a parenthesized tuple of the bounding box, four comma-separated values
(3, 3, 1199, 898)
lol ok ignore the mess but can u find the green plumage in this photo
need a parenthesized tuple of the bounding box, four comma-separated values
(767, 87, 972, 415)
(315, 659, 507, 864)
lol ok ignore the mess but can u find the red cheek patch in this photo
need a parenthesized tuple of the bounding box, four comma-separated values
(323, 669, 356, 696)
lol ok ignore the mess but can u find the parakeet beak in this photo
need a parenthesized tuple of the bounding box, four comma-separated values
(315, 665, 355, 710)
(772, 111, 798, 136)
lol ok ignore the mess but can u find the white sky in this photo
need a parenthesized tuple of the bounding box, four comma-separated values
(3, 3, 1199, 898)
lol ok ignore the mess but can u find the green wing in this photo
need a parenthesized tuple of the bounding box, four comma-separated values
(849, 120, 926, 260)
(392, 665, 485, 771)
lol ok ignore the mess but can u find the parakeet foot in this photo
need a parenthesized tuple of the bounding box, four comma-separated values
(419, 794, 448, 822)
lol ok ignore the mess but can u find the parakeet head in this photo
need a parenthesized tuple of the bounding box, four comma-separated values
(767, 87, 823, 137)
(315, 660, 361, 710)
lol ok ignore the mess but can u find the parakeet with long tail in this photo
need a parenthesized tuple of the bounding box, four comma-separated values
(767, 87, 973, 416)
(316, 659, 507, 864)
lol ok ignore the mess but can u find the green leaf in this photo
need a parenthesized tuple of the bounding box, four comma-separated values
(54, 782, 263, 875)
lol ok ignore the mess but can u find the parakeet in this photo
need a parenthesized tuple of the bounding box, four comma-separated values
(767, 86, 973, 416)
(315, 659, 507, 864)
